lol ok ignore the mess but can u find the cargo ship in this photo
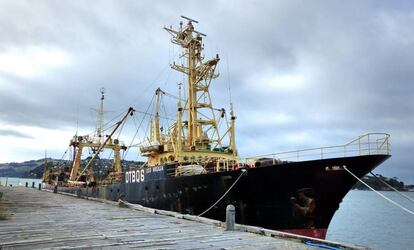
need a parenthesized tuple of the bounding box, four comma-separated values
(43, 17, 391, 239)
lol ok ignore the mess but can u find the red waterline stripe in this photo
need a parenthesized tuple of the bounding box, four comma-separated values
(278, 228, 327, 239)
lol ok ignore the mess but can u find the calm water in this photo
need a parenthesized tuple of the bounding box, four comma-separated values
(1, 178, 413, 249)
(0, 177, 42, 187)
(327, 190, 414, 250)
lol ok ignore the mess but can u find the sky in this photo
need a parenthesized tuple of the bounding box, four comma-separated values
(0, 1, 413, 182)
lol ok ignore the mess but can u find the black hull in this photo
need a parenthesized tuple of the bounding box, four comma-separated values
(53, 154, 389, 239)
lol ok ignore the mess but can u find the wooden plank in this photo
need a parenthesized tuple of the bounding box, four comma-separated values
(0, 186, 357, 249)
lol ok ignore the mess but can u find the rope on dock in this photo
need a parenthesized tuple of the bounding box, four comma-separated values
(343, 166, 414, 216)
(304, 241, 341, 250)
(198, 169, 246, 217)
(370, 171, 414, 203)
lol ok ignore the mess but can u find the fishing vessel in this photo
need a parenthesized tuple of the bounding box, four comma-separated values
(43, 17, 391, 239)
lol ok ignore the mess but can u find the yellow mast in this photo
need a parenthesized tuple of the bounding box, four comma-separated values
(229, 103, 237, 156)
(153, 88, 163, 144)
(141, 17, 238, 170)
(165, 16, 221, 150)
(176, 83, 183, 161)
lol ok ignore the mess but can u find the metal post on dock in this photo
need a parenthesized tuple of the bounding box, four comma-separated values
(25, 182, 28, 187)
(226, 204, 235, 231)
(53, 185, 58, 193)
(38, 183, 41, 190)
(32, 182, 35, 188)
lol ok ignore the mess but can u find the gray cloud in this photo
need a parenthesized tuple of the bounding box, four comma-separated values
(0, 129, 32, 139)
(0, 0, 413, 182)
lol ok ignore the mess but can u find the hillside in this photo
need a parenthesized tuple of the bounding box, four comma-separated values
(26, 159, 144, 179)
(352, 175, 411, 191)
(0, 159, 53, 177)
(1, 158, 143, 179)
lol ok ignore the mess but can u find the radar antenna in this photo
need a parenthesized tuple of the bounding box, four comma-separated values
(180, 15, 198, 23)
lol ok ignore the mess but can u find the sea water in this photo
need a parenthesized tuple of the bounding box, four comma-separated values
(0, 177, 42, 187)
(327, 190, 414, 250)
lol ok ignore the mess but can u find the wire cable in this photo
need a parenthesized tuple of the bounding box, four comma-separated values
(198, 169, 245, 217)
(343, 166, 414, 216)
(370, 171, 414, 203)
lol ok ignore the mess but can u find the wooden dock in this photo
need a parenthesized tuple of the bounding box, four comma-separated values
(0, 186, 363, 249)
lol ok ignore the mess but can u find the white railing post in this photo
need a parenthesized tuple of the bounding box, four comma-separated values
(368, 134, 371, 155)
(387, 137, 390, 155)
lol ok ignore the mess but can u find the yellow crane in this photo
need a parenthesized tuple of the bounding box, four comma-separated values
(68, 89, 134, 185)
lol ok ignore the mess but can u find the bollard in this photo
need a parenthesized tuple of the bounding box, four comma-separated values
(32, 182, 35, 188)
(225, 204, 235, 231)
(25, 182, 28, 188)
(38, 183, 42, 190)
(77, 188, 82, 198)
(53, 185, 58, 193)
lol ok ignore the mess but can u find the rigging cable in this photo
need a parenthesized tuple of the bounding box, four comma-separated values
(102, 111, 125, 132)
(226, 54, 233, 103)
(134, 109, 176, 121)
(161, 94, 171, 132)
(123, 93, 156, 160)
(370, 171, 414, 203)
(343, 166, 414, 216)
(115, 115, 127, 140)
(59, 147, 69, 161)
(198, 169, 246, 217)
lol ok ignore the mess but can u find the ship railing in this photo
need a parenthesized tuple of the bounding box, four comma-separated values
(244, 133, 390, 164)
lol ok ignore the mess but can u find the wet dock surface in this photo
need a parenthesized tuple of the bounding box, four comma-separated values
(0, 186, 348, 249)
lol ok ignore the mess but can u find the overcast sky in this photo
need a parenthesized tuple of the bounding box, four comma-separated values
(0, 1, 413, 182)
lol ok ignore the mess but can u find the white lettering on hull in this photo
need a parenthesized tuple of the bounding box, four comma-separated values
(125, 169, 145, 183)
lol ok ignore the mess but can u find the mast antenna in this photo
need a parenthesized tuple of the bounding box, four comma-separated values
(97, 87, 105, 143)
(226, 55, 233, 103)
(181, 15, 199, 23)
(180, 16, 206, 36)
(76, 103, 79, 135)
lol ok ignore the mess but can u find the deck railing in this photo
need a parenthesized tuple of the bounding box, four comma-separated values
(245, 133, 391, 164)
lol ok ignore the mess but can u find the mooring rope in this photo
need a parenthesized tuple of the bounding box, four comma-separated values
(304, 241, 341, 250)
(343, 166, 414, 216)
(198, 170, 245, 217)
(370, 171, 414, 203)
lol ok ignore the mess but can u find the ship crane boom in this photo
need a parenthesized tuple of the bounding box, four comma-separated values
(69, 107, 135, 183)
